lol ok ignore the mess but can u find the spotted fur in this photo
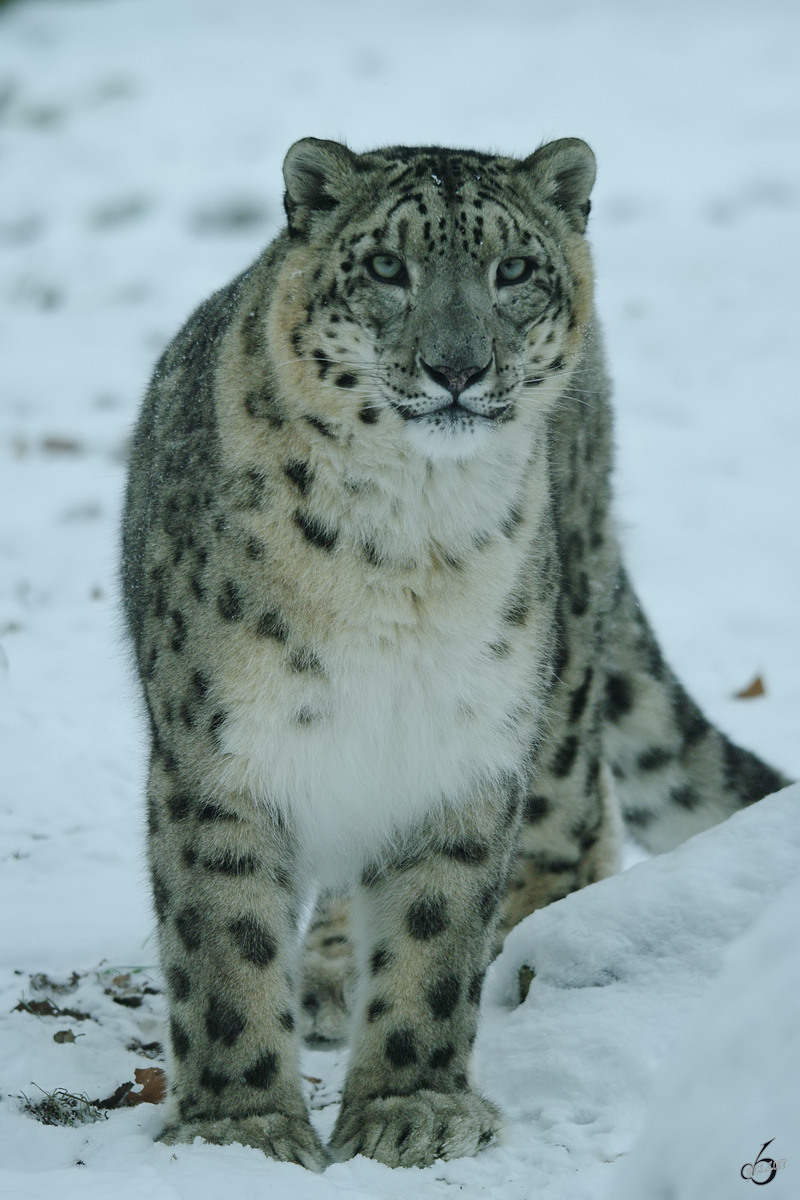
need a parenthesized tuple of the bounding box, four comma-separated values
(122, 137, 789, 1171)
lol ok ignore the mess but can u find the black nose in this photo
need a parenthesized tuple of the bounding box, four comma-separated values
(420, 358, 491, 400)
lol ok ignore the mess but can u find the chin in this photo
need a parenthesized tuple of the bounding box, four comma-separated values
(402, 413, 493, 463)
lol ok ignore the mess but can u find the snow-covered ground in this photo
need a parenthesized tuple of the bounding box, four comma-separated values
(0, 0, 798, 1196)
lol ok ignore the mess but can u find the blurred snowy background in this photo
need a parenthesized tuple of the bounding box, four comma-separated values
(0, 0, 798, 1197)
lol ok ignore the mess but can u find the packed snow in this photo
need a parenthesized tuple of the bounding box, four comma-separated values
(1, 0, 798, 1197)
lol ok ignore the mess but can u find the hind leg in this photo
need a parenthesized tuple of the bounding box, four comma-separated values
(298, 891, 356, 1046)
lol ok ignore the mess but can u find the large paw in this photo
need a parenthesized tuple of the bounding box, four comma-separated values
(329, 1089, 502, 1168)
(160, 1111, 330, 1172)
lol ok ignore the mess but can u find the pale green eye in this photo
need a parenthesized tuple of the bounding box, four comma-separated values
(367, 253, 406, 284)
(497, 257, 533, 285)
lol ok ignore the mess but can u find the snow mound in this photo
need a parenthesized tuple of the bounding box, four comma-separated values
(612, 842, 800, 1198)
(477, 784, 800, 1195)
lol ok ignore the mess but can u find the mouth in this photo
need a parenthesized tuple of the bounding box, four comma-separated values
(393, 399, 511, 424)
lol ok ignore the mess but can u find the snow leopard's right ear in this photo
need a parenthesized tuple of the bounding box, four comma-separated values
(283, 138, 359, 237)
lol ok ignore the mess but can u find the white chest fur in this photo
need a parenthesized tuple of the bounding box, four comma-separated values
(219, 601, 544, 885)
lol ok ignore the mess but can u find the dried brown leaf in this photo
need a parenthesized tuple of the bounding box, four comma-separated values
(734, 675, 765, 699)
(127, 1067, 166, 1105)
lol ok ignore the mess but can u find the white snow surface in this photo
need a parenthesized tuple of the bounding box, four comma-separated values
(0, 0, 798, 1196)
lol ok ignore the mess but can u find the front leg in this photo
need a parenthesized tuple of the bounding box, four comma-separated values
(329, 783, 521, 1167)
(147, 758, 329, 1170)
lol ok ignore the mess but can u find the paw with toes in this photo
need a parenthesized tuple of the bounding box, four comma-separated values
(160, 1111, 331, 1171)
(329, 1089, 501, 1167)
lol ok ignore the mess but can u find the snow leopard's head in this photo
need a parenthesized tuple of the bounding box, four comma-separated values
(266, 137, 597, 461)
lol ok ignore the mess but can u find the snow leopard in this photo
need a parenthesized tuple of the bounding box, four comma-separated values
(121, 136, 788, 1170)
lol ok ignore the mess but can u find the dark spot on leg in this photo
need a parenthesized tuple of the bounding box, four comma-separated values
(206, 995, 247, 1046)
(167, 793, 193, 821)
(196, 802, 238, 822)
(175, 906, 203, 951)
(468, 970, 485, 1004)
(182, 843, 197, 868)
(426, 974, 460, 1019)
(407, 893, 449, 939)
(167, 966, 191, 1002)
(203, 851, 260, 875)
(229, 915, 277, 967)
(243, 1050, 279, 1089)
(170, 1017, 190, 1061)
(279, 1010, 295, 1031)
(200, 1066, 231, 1095)
(370, 944, 394, 975)
(367, 998, 390, 1022)
(385, 1028, 418, 1068)
(428, 1043, 455, 1070)
(192, 671, 210, 701)
(178, 1093, 198, 1120)
(454, 1072, 469, 1091)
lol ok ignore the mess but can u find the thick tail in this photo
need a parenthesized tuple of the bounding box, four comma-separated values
(602, 567, 791, 854)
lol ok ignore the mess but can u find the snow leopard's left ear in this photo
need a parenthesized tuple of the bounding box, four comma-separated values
(518, 138, 596, 234)
(283, 138, 359, 237)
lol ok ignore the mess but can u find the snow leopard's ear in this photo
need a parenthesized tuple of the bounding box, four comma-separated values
(518, 138, 596, 234)
(283, 138, 359, 237)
